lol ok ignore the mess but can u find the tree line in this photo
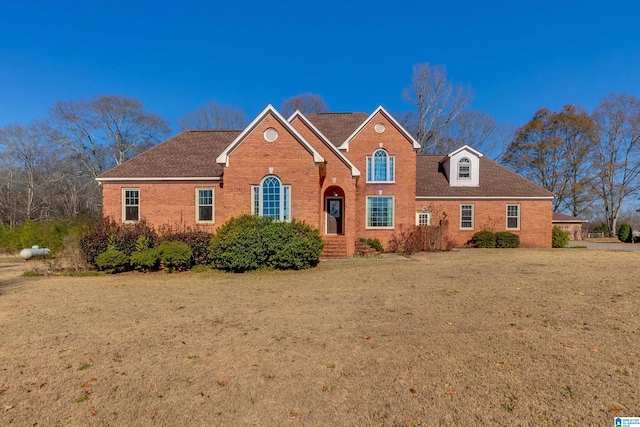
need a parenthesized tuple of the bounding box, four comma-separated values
(1, 63, 639, 236)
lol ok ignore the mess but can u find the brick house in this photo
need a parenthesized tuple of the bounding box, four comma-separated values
(97, 105, 555, 255)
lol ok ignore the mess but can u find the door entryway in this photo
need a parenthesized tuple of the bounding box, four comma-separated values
(326, 197, 343, 235)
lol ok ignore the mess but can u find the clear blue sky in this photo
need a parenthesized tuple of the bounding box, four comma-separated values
(1, 0, 639, 135)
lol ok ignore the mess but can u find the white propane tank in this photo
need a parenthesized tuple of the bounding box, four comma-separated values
(19, 245, 52, 259)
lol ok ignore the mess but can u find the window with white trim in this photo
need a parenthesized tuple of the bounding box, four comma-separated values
(460, 204, 474, 229)
(196, 188, 214, 222)
(252, 176, 291, 221)
(416, 211, 431, 226)
(367, 196, 394, 228)
(506, 204, 520, 229)
(366, 149, 395, 182)
(123, 188, 139, 222)
(458, 157, 471, 180)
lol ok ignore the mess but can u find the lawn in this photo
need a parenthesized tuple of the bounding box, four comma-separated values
(0, 249, 638, 426)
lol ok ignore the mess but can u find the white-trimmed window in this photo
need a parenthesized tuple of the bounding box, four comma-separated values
(123, 188, 140, 222)
(252, 176, 291, 221)
(458, 157, 471, 180)
(366, 149, 395, 182)
(196, 188, 214, 222)
(367, 196, 394, 228)
(416, 211, 431, 226)
(460, 204, 474, 229)
(506, 204, 520, 230)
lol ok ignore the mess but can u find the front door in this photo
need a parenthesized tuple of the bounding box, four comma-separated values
(326, 198, 343, 235)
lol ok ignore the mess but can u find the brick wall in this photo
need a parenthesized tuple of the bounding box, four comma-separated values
(101, 181, 220, 232)
(344, 112, 417, 250)
(219, 114, 321, 227)
(290, 117, 358, 255)
(415, 199, 553, 248)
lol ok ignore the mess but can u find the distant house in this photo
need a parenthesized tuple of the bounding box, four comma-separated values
(552, 212, 588, 240)
(97, 105, 554, 256)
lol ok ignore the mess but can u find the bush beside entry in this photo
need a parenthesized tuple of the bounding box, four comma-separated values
(209, 215, 323, 272)
(552, 226, 569, 248)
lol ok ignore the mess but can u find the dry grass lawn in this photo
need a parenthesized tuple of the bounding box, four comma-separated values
(0, 249, 638, 426)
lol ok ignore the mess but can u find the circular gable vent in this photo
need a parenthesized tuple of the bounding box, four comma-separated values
(264, 128, 278, 142)
(374, 122, 386, 133)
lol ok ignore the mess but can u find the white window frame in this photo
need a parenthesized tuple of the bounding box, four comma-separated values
(366, 195, 395, 229)
(415, 211, 432, 226)
(506, 204, 520, 230)
(195, 187, 214, 223)
(366, 149, 395, 183)
(458, 157, 471, 180)
(122, 188, 140, 223)
(251, 176, 291, 222)
(460, 204, 474, 230)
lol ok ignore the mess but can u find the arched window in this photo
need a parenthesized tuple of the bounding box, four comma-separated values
(366, 149, 395, 182)
(458, 157, 471, 180)
(252, 176, 291, 221)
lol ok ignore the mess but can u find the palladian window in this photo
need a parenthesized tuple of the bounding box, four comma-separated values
(366, 149, 395, 182)
(252, 176, 291, 221)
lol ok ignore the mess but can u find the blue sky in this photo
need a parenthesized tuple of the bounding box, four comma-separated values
(1, 0, 639, 135)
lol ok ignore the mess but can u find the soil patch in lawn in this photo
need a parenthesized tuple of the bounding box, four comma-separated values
(0, 249, 638, 426)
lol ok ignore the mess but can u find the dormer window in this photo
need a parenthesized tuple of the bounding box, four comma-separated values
(458, 157, 471, 180)
(366, 149, 395, 183)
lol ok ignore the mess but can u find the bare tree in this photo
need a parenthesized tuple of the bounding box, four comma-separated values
(0, 122, 55, 222)
(503, 105, 597, 216)
(442, 110, 498, 154)
(280, 93, 329, 117)
(591, 93, 640, 236)
(402, 63, 472, 153)
(179, 100, 247, 131)
(50, 95, 170, 178)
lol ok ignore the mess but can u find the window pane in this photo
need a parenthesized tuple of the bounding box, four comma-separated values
(199, 206, 213, 221)
(461, 205, 473, 229)
(507, 217, 518, 228)
(283, 186, 290, 221)
(389, 156, 395, 181)
(253, 186, 259, 215)
(125, 206, 139, 221)
(368, 197, 393, 227)
(199, 189, 212, 205)
(367, 157, 372, 182)
(374, 150, 387, 181)
(507, 205, 519, 229)
(262, 176, 280, 220)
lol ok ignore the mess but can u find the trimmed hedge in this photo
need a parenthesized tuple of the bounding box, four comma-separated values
(95, 249, 129, 274)
(495, 231, 520, 248)
(130, 248, 160, 272)
(472, 231, 496, 248)
(157, 241, 193, 272)
(552, 226, 569, 248)
(209, 215, 323, 272)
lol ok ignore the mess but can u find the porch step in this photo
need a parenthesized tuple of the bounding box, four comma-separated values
(321, 236, 348, 259)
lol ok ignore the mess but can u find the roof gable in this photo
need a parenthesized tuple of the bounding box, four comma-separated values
(216, 105, 324, 166)
(288, 110, 361, 177)
(338, 106, 420, 151)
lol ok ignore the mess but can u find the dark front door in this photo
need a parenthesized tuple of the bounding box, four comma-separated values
(326, 198, 343, 235)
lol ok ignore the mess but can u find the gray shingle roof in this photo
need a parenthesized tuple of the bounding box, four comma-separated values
(416, 155, 555, 198)
(97, 130, 240, 179)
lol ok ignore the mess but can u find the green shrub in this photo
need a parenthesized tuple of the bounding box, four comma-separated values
(157, 229, 212, 265)
(210, 215, 323, 272)
(495, 231, 520, 248)
(95, 249, 130, 273)
(472, 231, 496, 248)
(130, 248, 160, 272)
(617, 223, 632, 243)
(157, 241, 193, 272)
(79, 218, 156, 266)
(552, 226, 569, 248)
(359, 237, 384, 253)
